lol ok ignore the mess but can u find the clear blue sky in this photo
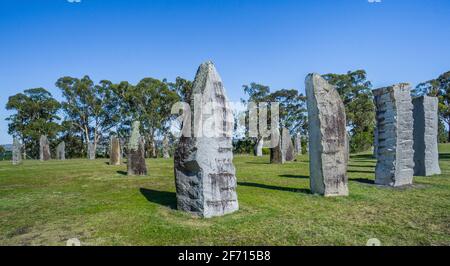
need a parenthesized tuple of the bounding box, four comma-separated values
(1, 0, 449, 144)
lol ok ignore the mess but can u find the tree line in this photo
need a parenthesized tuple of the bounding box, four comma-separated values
(5, 70, 450, 159)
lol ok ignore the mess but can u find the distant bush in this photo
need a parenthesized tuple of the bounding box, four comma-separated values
(262, 147, 270, 155)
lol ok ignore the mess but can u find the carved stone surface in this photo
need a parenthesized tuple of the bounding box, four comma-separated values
(39, 135, 51, 161)
(373, 126, 378, 158)
(413, 96, 441, 176)
(305, 73, 349, 196)
(12, 138, 22, 165)
(174, 61, 238, 218)
(162, 136, 170, 159)
(110, 136, 121, 165)
(255, 138, 263, 157)
(373, 83, 414, 186)
(56, 141, 66, 160)
(283, 128, 295, 161)
(127, 121, 147, 176)
(270, 128, 285, 164)
(88, 142, 95, 160)
(294, 133, 302, 155)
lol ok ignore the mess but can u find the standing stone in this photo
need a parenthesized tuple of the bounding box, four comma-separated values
(255, 138, 264, 157)
(413, 96, 441, 176)
(88, 142, 95, 160)
(56, 141, 66, 160)
(12, 138, 22, 165)
(174, 61, 238, 218)
(282, 128, 295, 161)
(305, 73, 349, 196)
(373, 83, 414, 186)
(373, 126, 378, 158)
(162, 136, 170, 159)
(127, 121, 147, 176)
(39, 135, 51, 161)
(294, 133, 302, 155)
(109, 136, 121, 166)
(270, 128, 285, 164)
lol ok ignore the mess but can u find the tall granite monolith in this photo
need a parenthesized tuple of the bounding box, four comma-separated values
(270, 128, 285, 164)
(373, 126, 378, 158)
(294, 133, 302, 155)
(110, 136, 121, 165)
(56, 141, 66, 160)
(40, 135, 51, 161)
(255, 138, 264, 157)
(373, 83, 414, 186)
(283, 128, 295, 161)
(162, 136, 170, 159)
(127, 121, 147, 176)
(305, 73, 348, 196)
(12, 138, 22, 165)
(88, 142, 95, 160)
(174, 61, 238, 218)
(413, 96, 441, 176)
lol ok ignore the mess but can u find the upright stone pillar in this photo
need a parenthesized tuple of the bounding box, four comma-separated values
(12, 138, 22, 165)
(373, 126, 378, 158)
(255, 138, 264, 157)
(174, 61, 239, 218)
(282, 128, 295, 161)
(110, 136, 121, 166)
(270, 128, 285, 164)
(162, 136, 170, 159)
(56, 141, 66, 160)
(373, 83, 414, 186)
(305, 73, 348, 196)
(87, 142, 95, 160)
(294, 133, 302, 155)
(413, 96, 441, 176)
(40, 135, 51, 161)
(127, 121, 147, 176)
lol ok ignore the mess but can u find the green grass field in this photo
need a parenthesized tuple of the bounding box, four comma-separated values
(1, 145, 449, 246)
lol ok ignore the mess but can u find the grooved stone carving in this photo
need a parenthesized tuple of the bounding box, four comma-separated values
(373, 83, 414, 186)
(12, 138, 22, 165)
(413, 96, 441, 176)
(174, 61, 238, 218)
(40, 135, 51, 161)
(305, 73, 349, 196)
(127, 121, 147, 176)
(110, 136, 121, 166)
(56, 141, 65, 160)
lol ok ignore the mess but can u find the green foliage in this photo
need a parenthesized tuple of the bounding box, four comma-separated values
(0, 146, 5, 154)
(323, 70, 375, 153)
(438, 120, 448, 143)
(5, 88, 61, 158)
(415, 71, 450, 142)
(262, 147, 270, 155)
(233, 138, 255, 154)
(56, 76, 120, 157)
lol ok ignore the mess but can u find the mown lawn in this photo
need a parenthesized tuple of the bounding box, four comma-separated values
(0, 145, 449, 246)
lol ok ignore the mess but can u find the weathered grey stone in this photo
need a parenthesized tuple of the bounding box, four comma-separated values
(305, 73, 349, 196)
(413, 96, 441, 176)
(39, 135, 51, 161)
(283, 128, 295, 161)
(162, 136, 170, 159)
(127, 121, 147, 176)
(110, 136, 121, 165)
(373, 83, 414, 186)
(56, 141, 65, 160)
(12, 138, 22, 165)
(294, 133, 302, 155)
(88, 142, 95, 160)
(270, 128, 285, 164)
(255, 138, 264, 157)
(373, 126, 378, 158)
(174, 61, 238, 218)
